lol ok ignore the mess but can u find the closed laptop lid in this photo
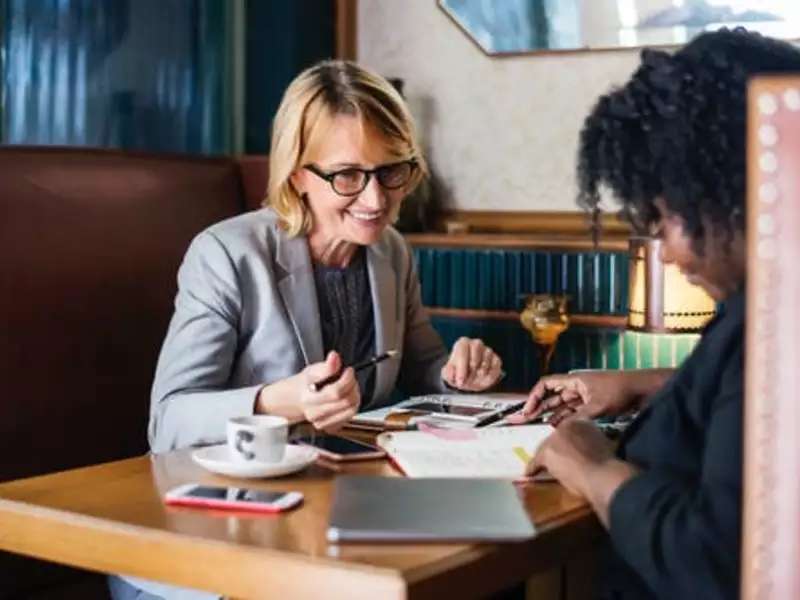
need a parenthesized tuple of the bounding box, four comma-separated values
(327, 476, 536, 543)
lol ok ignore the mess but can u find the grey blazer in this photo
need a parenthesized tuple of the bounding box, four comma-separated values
(148, 208, 448, 452)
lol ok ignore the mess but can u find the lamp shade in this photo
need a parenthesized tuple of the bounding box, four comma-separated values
(627, 237, 716, 333)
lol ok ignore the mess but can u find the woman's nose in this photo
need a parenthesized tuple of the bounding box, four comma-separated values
(359, 175, 387, 208)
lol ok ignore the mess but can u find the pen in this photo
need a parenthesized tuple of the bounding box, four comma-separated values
(309, 349, 399, 392)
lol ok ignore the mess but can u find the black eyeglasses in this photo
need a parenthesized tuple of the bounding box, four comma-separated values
(303, 160, 417, 197)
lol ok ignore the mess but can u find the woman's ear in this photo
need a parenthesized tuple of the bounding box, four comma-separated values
(289, 170, 305, 196)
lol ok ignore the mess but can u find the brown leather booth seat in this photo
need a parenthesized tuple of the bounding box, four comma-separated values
(0, 146, 266, 599)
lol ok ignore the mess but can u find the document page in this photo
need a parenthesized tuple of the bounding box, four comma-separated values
(377, 425, 552, 479)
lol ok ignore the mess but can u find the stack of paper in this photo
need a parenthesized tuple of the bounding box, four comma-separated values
(376, 424, 552, 479)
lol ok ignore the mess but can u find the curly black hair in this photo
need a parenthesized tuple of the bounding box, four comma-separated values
(578, 28, 800, 247)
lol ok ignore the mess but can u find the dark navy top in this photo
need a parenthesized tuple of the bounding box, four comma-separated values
(602, 290, 745, 600)
(312, 247, 376, 405)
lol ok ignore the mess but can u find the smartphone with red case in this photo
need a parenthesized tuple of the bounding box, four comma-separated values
(164, 484, 303, 513)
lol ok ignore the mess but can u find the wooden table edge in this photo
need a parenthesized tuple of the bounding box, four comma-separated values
(0, 452, 603, 599)
(0, 496, 408, 599)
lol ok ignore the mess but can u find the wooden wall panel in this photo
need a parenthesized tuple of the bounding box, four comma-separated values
(335, 0, 358, 60)
(430, 210, 631, 237)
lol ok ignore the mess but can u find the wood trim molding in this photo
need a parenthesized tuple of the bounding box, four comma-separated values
(426, 307, 626, 330)
(430, 210, 631, 236)
(405, 232, 628, 252)
(742, 76, 800, 600)
(335, 0, 357, 60)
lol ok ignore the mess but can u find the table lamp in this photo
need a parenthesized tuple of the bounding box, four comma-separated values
(627, 237, 716, 333)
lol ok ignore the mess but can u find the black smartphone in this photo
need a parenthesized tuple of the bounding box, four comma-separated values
(405, 401, 487, 417)
(293, 435, 386, 461)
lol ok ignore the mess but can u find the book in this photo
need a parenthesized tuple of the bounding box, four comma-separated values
(327, 476, 536, 543)
(348, 393, 527, 431)
(376, 424, 552, 479)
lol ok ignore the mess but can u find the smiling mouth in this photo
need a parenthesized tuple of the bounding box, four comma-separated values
(346, 209, 384, 222)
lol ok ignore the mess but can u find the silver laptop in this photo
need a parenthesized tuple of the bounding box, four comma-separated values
(327, 476, 536, 543)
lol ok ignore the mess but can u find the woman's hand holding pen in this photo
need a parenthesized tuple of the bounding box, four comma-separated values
(441, 337, 503, 392)
(299, 351, 361, 433)
(255, 351, 360, 432)
(506, 370, 673, 426)
(507, 372, 634, 427)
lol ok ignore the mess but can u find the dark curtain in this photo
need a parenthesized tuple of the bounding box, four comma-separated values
(1, 0, 233, 154)
(0, 0, 337, 155)
(245, 0, 335, 153)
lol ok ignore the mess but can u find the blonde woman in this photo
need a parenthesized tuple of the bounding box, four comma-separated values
(111, 58, 504, 600)
(147, 60, 503, 453)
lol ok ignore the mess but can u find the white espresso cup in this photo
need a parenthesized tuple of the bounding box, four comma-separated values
(226, 416, 288, 464)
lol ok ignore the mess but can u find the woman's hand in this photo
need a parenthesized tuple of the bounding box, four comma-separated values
(256, 351, 360, 433)
(441, 337, 503, 392)
(525, 419, 615, 495)
(506, 370, 645, 426)
(526, 418, 638, 527)
(299, 351, 361, 433)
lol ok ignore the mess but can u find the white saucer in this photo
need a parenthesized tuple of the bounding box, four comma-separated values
(192, 444, 318, 479)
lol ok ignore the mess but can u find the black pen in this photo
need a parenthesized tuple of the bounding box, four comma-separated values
(309, 349, 399, 392)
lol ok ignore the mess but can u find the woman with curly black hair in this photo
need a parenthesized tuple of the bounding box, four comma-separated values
(509, 29, 800, 599)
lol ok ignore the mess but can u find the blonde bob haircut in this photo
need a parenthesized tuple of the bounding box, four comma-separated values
(266, 59, 428, 236)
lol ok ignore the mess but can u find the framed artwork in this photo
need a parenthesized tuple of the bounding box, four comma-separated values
(439, 1, 800, 55)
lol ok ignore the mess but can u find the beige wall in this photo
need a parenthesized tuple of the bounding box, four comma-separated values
(357, 1, 641, 212)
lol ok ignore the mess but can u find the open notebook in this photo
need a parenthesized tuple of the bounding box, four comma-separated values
(349, 393, 527, 431)
(376, 424, 552, 479)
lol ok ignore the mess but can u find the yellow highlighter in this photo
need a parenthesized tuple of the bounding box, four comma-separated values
(513, 446, 555, 481)
(512, 446, 532, 464)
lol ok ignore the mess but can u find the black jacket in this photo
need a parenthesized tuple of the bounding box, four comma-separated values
(602, 290, 744, 600)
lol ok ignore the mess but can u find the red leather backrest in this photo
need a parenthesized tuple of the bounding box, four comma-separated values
(0, 146, 245, 480)
(237, 154, 270, 211)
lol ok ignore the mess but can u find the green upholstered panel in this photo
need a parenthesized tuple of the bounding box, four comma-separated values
(413, 247, 629, 314)
(429, 317, 699, 392)
(408, 246, 700, 393)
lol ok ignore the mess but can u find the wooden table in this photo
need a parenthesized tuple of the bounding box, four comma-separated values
(0, 436, 602, 599)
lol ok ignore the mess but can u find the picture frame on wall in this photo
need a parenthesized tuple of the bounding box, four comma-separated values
(439, 1, 800, 55)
